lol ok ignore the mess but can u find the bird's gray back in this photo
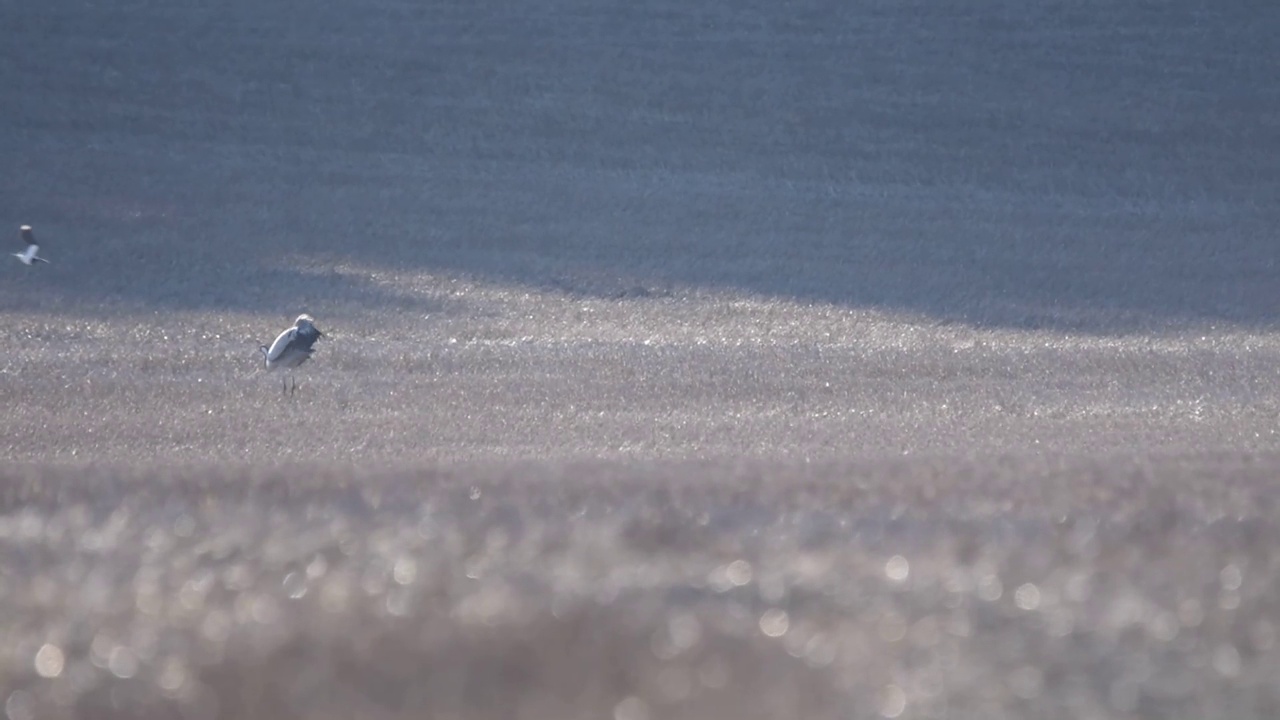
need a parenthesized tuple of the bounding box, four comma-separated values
(294, 323, 322, 348)
(264, 325, 321, 369)
(267, 346, 314, 370)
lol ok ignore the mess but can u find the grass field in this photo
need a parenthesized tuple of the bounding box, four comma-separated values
(2, 456, 1279, 719)
(2, 0, 1278, 717)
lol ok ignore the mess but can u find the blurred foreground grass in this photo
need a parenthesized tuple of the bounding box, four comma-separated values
(0, 455, 1277, 719)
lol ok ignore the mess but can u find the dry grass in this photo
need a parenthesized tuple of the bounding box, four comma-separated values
(0, 456, 1279, 719)
(2, 292, 1278, 465)
(2, 0, 1279, 716)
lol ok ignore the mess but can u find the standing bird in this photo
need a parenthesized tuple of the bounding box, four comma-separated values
(260, 314, 324, 395)
(13, 225, 49, 265)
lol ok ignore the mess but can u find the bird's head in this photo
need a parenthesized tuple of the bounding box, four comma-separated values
(295, 314, 323, 339)
(20, 226, 33, 243)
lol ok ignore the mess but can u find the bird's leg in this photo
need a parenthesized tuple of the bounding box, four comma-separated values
(281, 375, 288, 395)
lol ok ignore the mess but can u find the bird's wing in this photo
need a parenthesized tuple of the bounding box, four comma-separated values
(294, 323, 323, 347)
(265, 327, 298, 361)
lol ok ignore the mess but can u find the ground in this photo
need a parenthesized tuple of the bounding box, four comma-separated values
(1, 0, 1278, 717)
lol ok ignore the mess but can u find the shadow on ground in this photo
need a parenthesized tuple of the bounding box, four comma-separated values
(2, 0, 1276, 331)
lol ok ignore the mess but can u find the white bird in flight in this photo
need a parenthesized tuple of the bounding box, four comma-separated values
(13, 225, 49, 265)
(260, 314, 325, 395)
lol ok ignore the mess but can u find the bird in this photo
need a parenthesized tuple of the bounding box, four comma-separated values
(259, 314, 324, 395)
(13, 225, 49, 265)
